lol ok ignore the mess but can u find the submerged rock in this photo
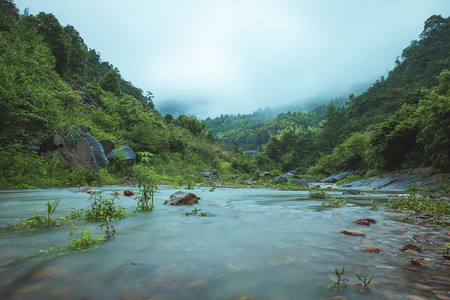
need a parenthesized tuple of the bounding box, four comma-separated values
(410, 257, 425, 266)
(353, 218, 376, 226)
(341, 229, 366, 237)
(124, 189, 135, 196)
(362, 248, 380, 253)
(164, 191, 200, 206)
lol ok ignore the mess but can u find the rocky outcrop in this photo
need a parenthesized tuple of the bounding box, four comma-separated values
(268, 171, 310, 188)
(58, 138, 99, 173)
(164, 191, 200, 206)
(339, 170, 438, 191)
(65, 130, 109, 168)
(292, 178, 309, 188)
(320, 172, 351, 183)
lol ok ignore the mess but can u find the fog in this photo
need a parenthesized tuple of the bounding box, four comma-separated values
(14, 0, 450, 118)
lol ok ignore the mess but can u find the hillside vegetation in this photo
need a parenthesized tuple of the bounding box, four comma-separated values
(0, 0, 244, 188)
(208, 15, 450, 177)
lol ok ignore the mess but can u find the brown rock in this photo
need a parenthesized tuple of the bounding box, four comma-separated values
(443, 255, 450, 260)
(272, 184, 283, 190)
(353, 218, 376, 226)
(164, 191, 200, 206)
(362, 248, 380, 253)
(400, 244, 422, 252)
(341, 230, 366, 237)
(410, 257, 425, 266)
(124, 189, 135, 196)
(413, 235, 427, 243)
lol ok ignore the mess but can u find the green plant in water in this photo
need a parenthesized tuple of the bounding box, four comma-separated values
(321, 196, 348, 207)
(370, 199, 382, 210)
(309, 189, 327, 199)
(12, 199, 68, 231)
(322, 267, 348, 291)
(386, 194, 449, 215)
(442, 243, 450, 254)
(68, 224, 104, 250)
(133, 152, 158, 211)
(97, 218, 116, 239)
(84, 192, 127, 222)
(355, 273, 374, 288)
(185, 207, 209, 216)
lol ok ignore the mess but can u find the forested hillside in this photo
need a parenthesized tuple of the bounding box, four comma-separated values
(0, 0, 240, 188)
(208, 15, 450, 176)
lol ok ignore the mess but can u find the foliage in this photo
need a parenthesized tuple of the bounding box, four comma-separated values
(309, 189, 327, 199)
(322, 267, 348, 291)
(97, 219, 116, 239)
(84, 192, 127, 222)
(133, 152, 158, 211)
(321, 196, 348, 208)
(355, 274, 374, 288)
(385, 194, 449, 215)
(11, 199, 69, 231)
(185, 207, 209, 216)
(68, 224, 103, 250)
(370, 200, 382, 210)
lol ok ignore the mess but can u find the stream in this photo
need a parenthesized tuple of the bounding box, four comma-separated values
(0, 186, 449, 299)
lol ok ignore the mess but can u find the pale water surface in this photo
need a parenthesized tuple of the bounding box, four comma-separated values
(0, 186, 448, 299)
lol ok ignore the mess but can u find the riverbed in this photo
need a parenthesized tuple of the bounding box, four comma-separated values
(0, 186, 448, 299)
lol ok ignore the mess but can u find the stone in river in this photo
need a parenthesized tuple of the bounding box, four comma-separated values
(353, 218, 376, 226)
(400, 244, 422, 252)
(164, 191, 200, 206)
(341, 229, 366, 237)
(413, 235, 427, 243)
(410, 257, 425, 266)
(362, 248, 380, 253)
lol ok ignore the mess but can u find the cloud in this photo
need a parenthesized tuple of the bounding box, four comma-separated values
(13, 0, 450, 118)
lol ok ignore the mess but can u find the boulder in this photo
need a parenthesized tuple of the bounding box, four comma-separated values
(124, 189, 135, 196)
(343, 189, 360, 195)
(65, 130, 109, 168)
(164, 191, 200, 206)
(341, 229, 366, 237)
(106, 146, 136, 163)
(99, 140, 115, 155)
(292, 178, 309, 188)
(58, 138, 99, 173)
(320, 172, 351, 183)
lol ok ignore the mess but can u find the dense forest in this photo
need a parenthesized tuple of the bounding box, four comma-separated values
(208, 15, 450, 176)
(0, 0, 247, 189)
(1, 0, 449, 189)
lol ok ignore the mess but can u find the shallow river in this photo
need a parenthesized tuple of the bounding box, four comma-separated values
(0, 186, 448, 299)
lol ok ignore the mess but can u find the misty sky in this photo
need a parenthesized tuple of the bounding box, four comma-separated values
(13, 0, 450, 118)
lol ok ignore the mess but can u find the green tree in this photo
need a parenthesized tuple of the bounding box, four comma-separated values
(98, 70, 122, 96)
(36, 12, 71, 75)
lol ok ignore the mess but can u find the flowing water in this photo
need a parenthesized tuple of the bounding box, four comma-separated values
(0, 186, 448, 299)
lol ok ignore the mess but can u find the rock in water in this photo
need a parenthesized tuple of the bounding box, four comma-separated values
(341, 229, 366, 237)
(164, 191, 200, 206)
